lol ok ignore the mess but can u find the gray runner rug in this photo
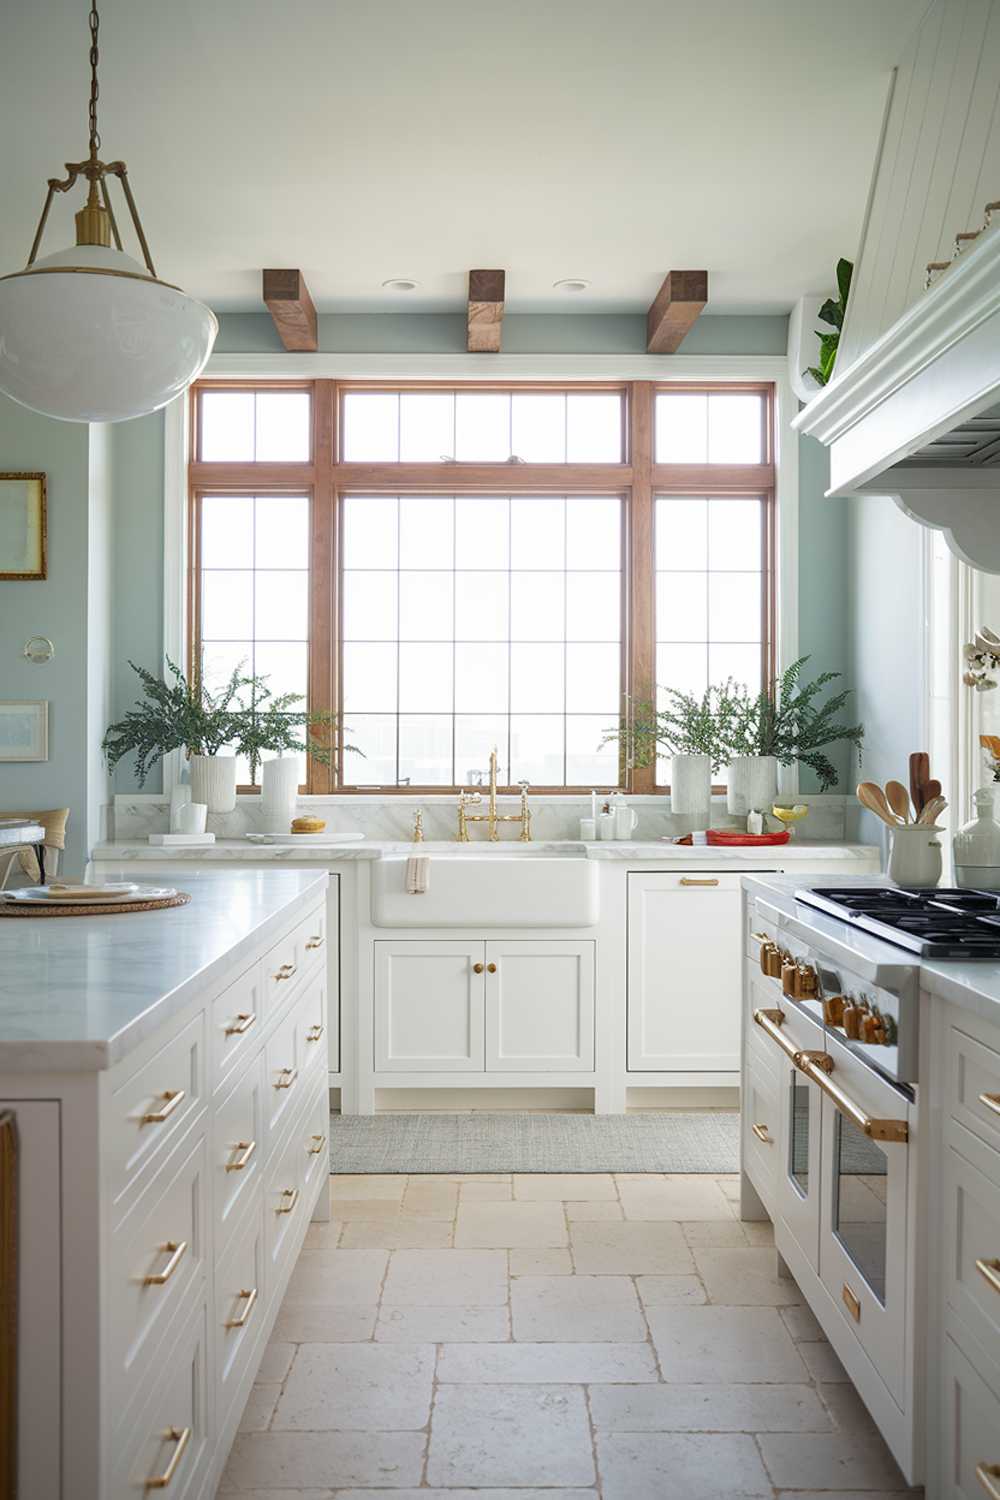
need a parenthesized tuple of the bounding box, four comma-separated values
(329, 1111, 739, 1175)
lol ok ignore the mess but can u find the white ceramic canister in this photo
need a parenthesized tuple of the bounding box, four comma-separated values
(887, 824, 943, 888)
(261, 754, 301, 834)
(189, 753, 238, 814)
(177, 800, 208, 834)
(610, 793, 638, 839)
(597, 812, 616, 840)
(726, 755, 778, 817)
(168, 781, 192, 832)
(670, 754, 711, 824)
(954, 786, 1000, 890)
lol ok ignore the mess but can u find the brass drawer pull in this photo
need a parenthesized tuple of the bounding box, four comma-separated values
(143, 1240, 188, 1286)
(473, 962, 484, 974)
(980, 1092, 1000, 1119)
(144, 1425, 191, 1490)
(976, 1258, 1000, 1296)
(141, 1089, 185, 1126)
(306, 936, 324, 950)
(224, 1286, 258, 1330)
(307, 1133, 325, 1155)
(276, 1187, 299, 1215)
(751, 1123, 772, 1144)
(306, 1024, 325, 1043)
(680, 877, 719, 886)
(224, 1011, 256, 1036)
(842, 1283, 861, 1322)
(273, 962, 297, 981)
(274, 1066, 298, 1090)
(225, 1139, 256, 1173)
(977, 1463, 1000, 1500)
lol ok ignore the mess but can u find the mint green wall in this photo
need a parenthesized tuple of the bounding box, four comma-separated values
(0, 396, 92, 874)
(105, 312, 852, 800)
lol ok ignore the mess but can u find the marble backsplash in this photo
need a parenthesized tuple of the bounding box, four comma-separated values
(110, 792, 849, 844)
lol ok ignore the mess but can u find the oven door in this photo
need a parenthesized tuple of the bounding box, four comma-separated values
(750, 990, 825, 1273)
(812, 1037, 912, 1405)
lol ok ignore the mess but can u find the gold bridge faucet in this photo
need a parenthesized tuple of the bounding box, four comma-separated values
(458, 748, 531, 842)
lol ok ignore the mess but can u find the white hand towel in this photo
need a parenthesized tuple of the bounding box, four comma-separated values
(405, 855, 430, 895)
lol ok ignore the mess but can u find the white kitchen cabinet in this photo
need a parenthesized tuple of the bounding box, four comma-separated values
(375, 940, 485, 1072)
(374, 938, 596, 1074)
(627, 872, 743, 1073)
(485, 940, 595, 1072)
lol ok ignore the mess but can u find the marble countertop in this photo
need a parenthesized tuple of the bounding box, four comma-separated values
(744, 873, 1000, 1026)
(0, 868, 328, 1073)
(92, 838, 878, 865)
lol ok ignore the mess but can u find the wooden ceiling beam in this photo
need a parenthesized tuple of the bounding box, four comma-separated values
(263, 268, 318, 352)
(646, 270, 708, 353)
(467, 269, 506, 353)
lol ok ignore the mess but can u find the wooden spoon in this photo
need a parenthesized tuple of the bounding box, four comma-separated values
(857, 782, 902, 827)
(917, 795, 947, 827)
(909, 752, 929, 814)
(920, 777, 942, 808)
(885, 780, 912, 824)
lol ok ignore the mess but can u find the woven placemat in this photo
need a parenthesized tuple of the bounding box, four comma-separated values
(0, 892, 191, 917)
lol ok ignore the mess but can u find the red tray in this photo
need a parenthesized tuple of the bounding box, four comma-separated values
(706, 829, 791, 846)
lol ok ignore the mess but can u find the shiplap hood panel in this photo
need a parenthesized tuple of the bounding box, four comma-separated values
(795, 0, 1000, 570)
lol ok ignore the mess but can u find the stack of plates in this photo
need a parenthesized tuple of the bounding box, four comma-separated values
(245, 832, 364, 846)
(6, 882, 178, 905)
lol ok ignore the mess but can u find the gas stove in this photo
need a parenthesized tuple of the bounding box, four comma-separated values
(795, 886, 1000, 959)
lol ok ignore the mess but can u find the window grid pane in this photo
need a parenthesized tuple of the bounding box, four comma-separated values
(198, 493, 310, 784)
(655, 390, 765, 464)
(341, 494, 623, 786)
(200, 391, 311, 462)
(654, 494, 765, 787)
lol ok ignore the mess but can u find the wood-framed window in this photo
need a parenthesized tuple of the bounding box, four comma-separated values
(187, 378, 775, 792)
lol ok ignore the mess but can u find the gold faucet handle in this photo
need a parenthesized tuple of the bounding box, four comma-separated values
(412, 809, 424, 842)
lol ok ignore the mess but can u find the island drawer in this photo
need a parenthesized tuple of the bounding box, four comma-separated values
(211, 960, 264, 1091)
(944, 1020, 1000, 1159)
(215, 1186, 266, 1433)
(300, 970, 328, 1079)
(110, 1292, 210, 1500)
(260, 900, 326, 1015)
(939, 1332, 1000, 1498)
(107, 1010, 207, 1219)
(301, 1074, 330, 1202)
(744, 1049, 780, 1207)
(264, 1107, 309, 1278)
(213, 1053, 264, 1260)
(265, 1002, 301, 1138)
(942, 1130, 1000, 1360)
(110, 1129, 208, 1427)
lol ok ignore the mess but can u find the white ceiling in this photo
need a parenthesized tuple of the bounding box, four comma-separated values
(3, 0, 921, 316)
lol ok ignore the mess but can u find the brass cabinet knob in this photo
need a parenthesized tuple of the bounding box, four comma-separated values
(473, 962, 484, 974)
(487, 962, 497, 974)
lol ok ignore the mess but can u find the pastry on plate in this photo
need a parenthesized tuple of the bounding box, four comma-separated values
(291, 815, 326, 834)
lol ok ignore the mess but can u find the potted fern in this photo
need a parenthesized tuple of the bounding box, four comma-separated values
(624, 686, 734, 821)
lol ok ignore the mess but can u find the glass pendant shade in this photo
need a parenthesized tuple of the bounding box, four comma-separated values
(0, 244, 217, 423)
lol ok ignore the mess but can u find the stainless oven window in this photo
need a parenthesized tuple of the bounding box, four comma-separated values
(832, 1113, 888, 1304)
(789, 1073, 810, 1199)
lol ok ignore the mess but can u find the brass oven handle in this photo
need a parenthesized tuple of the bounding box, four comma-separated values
(752, 1008, 802, 1066)
(306, 1024, 325, 1042)
(276, 1187, 299, 1215)
(225, 1139, 256, 1173)
(141, 1090, 185, 1125)
(307, 1133, 325, 1155)
(144, 1425, 191, 1490)
(143, 1240, 188, 1286)
(751, 1123, 772, 1144)
(274, 1067, 298, 1090)
(224, 1011, 256, 1036)
(680, 877, 719, 886)
(306, 935, 324, 950)
(273, 962, 297, 981)
(223, 1286, 258, 1330)
(977, 1463, 1000, 1500)
(797, 1053, 909, 1143)
(976, 1258, 1000, 1296)
(980, 1092, 1000, 1119)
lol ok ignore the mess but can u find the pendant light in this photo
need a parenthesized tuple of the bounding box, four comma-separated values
(0, 2, 217, 423)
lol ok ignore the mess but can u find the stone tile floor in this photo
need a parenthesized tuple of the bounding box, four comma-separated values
(217, 1172, 922, 1499)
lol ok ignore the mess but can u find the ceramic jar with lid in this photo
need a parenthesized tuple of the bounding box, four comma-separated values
(954, 786, 1000, 890)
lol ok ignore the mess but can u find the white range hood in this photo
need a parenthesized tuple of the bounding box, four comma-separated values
(793, 0, 1000, 571)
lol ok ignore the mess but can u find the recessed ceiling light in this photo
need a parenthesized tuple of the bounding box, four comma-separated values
(382, 277, 419, 292)
(553, 278, 591, 293)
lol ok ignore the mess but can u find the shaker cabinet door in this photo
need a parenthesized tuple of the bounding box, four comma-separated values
(626, 872, 742, 1072)
(484, 940, 595, 1072)
(374, 941, 486, 1071)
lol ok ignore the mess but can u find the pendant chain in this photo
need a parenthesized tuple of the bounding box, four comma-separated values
(88, 0, 100, 158)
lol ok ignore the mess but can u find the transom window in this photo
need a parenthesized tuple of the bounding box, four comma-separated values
(187, 379, 775, 792)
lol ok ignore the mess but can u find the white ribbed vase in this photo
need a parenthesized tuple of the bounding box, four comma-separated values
(188, 754, 237, 814)
(261, 756, 301, 834)
(670, 755, 712, 824)
(726, 755, 778, 816)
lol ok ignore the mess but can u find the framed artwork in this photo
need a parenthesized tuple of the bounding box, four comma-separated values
(0, 701, 48, 762)
(0, 473, 46, 580)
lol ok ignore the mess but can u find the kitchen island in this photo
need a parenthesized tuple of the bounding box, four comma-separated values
(0, 867, 330, 1500)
